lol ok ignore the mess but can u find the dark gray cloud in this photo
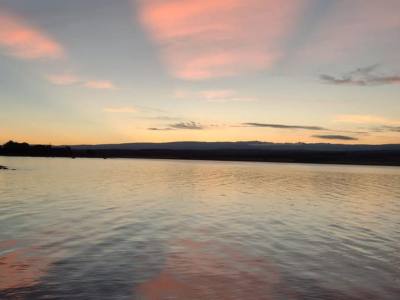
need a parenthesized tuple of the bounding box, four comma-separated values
(170, 121, 204, 130)
(313, 135, 358, 141)
(320, 74, 365, 85)
(243, 122, 327, 131)
(148, 127, 174, 131)
(371, 126, 400, 133)
(384, 126, 400, 132)
(320, 65, 400, 86)
(148, 121, 204, 131)
(320, 74, 400, 86)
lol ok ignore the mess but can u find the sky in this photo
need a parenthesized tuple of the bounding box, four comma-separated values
(0, 0, 399, 145)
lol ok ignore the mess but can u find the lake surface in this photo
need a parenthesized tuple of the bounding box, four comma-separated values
(0, 157, 399, 300)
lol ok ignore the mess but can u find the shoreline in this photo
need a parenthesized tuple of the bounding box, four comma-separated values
(1, 152, 399, 167)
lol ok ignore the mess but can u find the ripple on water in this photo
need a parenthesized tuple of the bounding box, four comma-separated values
(0, 157, 399, 299)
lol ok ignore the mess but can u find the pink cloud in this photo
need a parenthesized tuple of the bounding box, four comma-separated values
(137, 0, 307, 80)
(83, 80, 116, 90)
(47, 73, 116, 90)
(200, 89, 236, 100)
(0, 10, 64, 60)
(174, 88, 257, 102)
(46, 74, 80, 85)
(200, 89, 257, 102)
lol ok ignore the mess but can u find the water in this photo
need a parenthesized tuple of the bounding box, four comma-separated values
(0, 156, 399, 300)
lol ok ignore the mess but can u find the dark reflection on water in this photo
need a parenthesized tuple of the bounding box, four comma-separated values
(0, 157, 399, 299)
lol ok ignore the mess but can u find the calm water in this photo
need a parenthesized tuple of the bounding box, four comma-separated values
(0, 157, 399, 300)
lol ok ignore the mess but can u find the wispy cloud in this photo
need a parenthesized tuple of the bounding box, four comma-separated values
(147, 121, 204, 131)
(148, 127, 174, 131)
(170, 121, 203, 130)
(174, 88, 257, 102)
(0, 9, 64, 60)
(103, 107, 137, 113)
(334, 114, 400, 134)
(334, 114, 400, 126)
(200, 90, 257, 103)
(144, 116, 182, 121)
(320, 65, 400, 86)
(312, 135, 358, 141)
(105, 106, 178, 120)
(321, 74, 400, 86)
(135, 105, 166, 114)
(243, 122, 327, 131)
(371, 126, 400, 133)
(380, 126, 400, 133)
(0, 9, 117, 91)
(47, 73, 116, 90)
(83, 80, 116, 90)
(201, 90, 235, 100)
(137, 0, 307, 80)
(46, 74, 80, 85)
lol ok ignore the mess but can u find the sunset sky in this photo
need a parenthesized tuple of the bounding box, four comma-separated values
(0, 0, 399, 145)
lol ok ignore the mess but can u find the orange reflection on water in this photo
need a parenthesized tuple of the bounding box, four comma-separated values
(137, 239, 285, 300)
(0, 240, 51, 291)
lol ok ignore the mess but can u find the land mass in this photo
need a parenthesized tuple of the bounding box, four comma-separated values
(1, 140, 399, 166)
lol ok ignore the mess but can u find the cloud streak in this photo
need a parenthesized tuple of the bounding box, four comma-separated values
(0, 9, 118, 92)
(47, 73, 116, 90)
(170, 121, 203, 130)
(148, 121, 204, 131)
(174, 88, 257, 102)
(381, 126, 400, 133)
(370, 126, 400, 133)
(320, 65, 400, 86)
(321, 74, 400, 86)
(137, 0, 307, 80)
(200, 90, 257, 103)
(103, 107, 137, 113)
(83, 80, 116, 90)
(46, 74, 80, 85)
(243, 122, 327, 131)
(313, 135, 358, 141)
(148, 127, 174, 131)
(0, 9, 64, 60)
(334, 114, 400, 126)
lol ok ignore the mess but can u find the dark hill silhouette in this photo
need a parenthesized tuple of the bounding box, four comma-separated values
(1, 140, 399, 166)
(70, 141, 400, 152)
(1, 141, 73, 157)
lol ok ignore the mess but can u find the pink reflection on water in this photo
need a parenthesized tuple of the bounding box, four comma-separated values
(137, 238, 287, 300)
(0, 240, 51, 291)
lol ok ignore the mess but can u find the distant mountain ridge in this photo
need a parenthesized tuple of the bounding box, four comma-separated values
(70, 141, 400, 152)
(2, 140, 400, 166)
